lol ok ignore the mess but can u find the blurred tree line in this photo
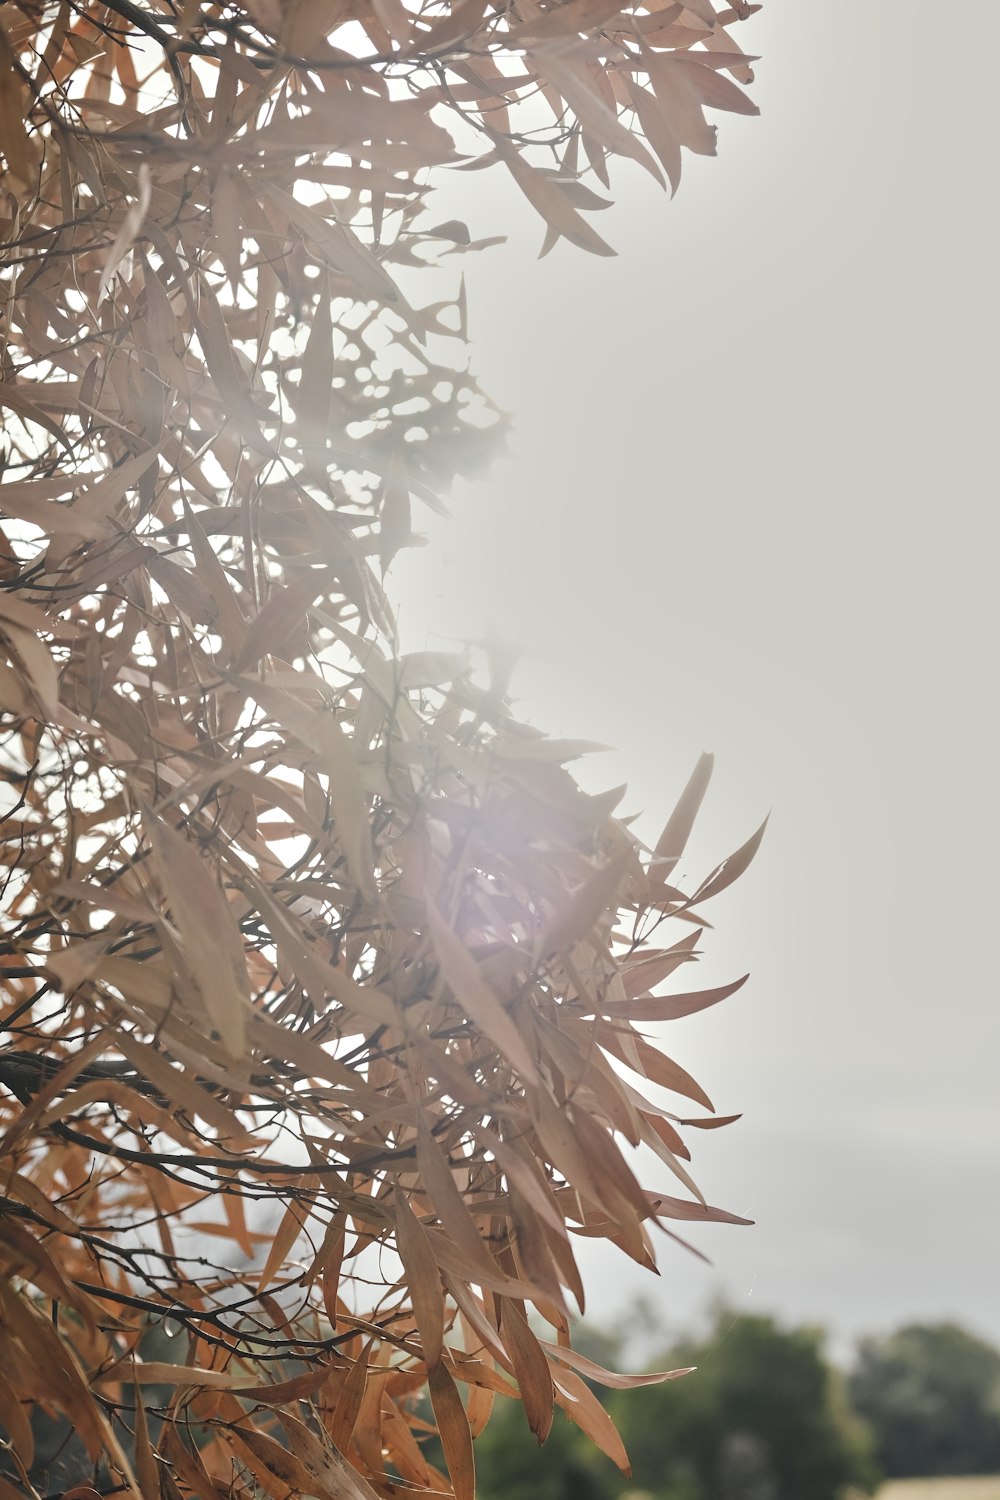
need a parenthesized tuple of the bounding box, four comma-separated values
(849, 1323, 1000, 1481)
(468, 1308, 1000, 1500)
(6, 1307, 1000, 1495)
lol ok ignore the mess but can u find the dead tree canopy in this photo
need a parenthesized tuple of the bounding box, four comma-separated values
(0, 2, 763, 1497)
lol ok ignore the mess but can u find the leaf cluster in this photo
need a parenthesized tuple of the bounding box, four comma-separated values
(1, 1, 760, 1496)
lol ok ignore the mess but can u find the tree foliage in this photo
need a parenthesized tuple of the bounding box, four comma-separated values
(1, 1, 762, 1496)
(612, 1310, 879, 1500)
(849, 1324, 1000, 1480)
(471, 1309, 880, 1500)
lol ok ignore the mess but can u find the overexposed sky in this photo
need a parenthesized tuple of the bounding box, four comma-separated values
(392, 5, 999, 1354)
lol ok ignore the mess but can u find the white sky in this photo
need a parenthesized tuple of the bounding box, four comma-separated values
(390, 4, 1000, 1356)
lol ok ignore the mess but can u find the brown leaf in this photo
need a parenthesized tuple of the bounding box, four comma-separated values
(395, 1191, 444, 1369)
(620, 930, 703, 996)
(314, 711, 378, 902)
(132, 1376, 160, 1500)
(162, 1423, 223, 1500)
(256, 1189, 311, 1293)
(537, 52, 662, 184)
(234, 567, 337, 671)
(543, 1340, 696, 1389)
(100, 1363, 246, 1391)
(499, 1299, 553, 1441)
(416, 1119, 502, 1284)
(650, 752, 714, 883)
(269, 185, 404, 305)
(328, 1338, 372, 1455)
(498, 144, 617, 257)
(180, 498, 247, 647)
(0, 381, 70, 448)
(237, 1365, 337, 1405)
(1, 621, 61, 718)
(427, 897, 539, 1083)
(211, 170, 244, 295)
(510, 0, 622, 40)
(552, 1365, 631, 1471)
(673, 55, 760, 115)
(647, 53, 720, 156)
(98, 163, 152, 302)
(0, 1032, 109, 1154)
(0, 1219, 96, 1327)
(230, 1424, 314, 1497)
(428, 1360, 475, 1500)
(537, 848, 633, 958)
(646, 1192, 754, 1226)
(608, 973, 748, 1022)
(195, 274, 275, 453)
(115, 1032, 249, 1139)
(0, 31, 34, 184)
(143, 810, 250, 1057)
(693, 816, 769, 902)
(679, 1112, 743, 1130)
(528, 1085, 619, 1220)
(598, 1024, 714, 1112)
(278, 1410, 385, 1500)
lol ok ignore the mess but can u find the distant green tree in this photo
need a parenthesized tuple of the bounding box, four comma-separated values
(849, 1323, 1000, 1478)
(474, 1402, 620, 1500)
(610, 1310, 879, 1500)
(469, 1309, 878, 1500)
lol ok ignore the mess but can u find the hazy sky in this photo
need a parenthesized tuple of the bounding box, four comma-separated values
(392, 5, 999, 1356)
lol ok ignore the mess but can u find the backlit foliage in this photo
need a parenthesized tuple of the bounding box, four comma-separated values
(0, 1, 763, 1496)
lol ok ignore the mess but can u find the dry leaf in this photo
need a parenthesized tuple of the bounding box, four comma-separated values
(143, 810, 250, 1057)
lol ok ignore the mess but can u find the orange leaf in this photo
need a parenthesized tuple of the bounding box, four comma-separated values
(256, 1189, 312, 1293)
(278, 1409, 384, 1500)
(327, 1338, 372, 1454)
(428, 1359, 475, 1500)
(599, 1026, 714, 1112)
(692, 816, 769, 903)
(537, 847, 633, 958)
(646, 1192, 753, 1226)
(499, 1299, 553, 1441)
(395, 1191, 444, 1369)
(314, 712, 378, 903)
(132, 1376, 160, 1500)
(650, 752, 714, 882)
(427, 897, 539, 1083)
(552, 1365, 630, 1472)
(541, 1340, 695, 1389)
(143, 809, 250, 1058)
(620, 930, 703, 996)
(234, 567, 337, 672)
(229, 1424, 311, 1498)
(608, 973, 748, 1022)
(498, 144, 616, 257)
(116, 1032, 249, 1140)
